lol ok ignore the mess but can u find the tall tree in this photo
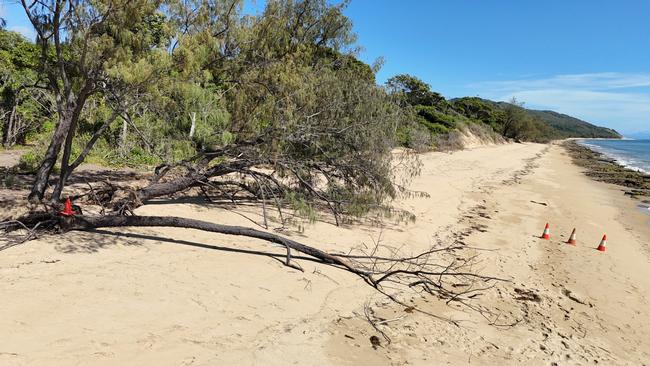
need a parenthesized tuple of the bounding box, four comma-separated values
(16, 0, 414, 225)
(117, 0, 410, 223)
(20, 0, 170, 202)
(386, 74, 446, 107)
(501, 97, 536, 140)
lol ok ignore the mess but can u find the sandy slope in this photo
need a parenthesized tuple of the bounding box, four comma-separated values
(1, 143, 649, 365)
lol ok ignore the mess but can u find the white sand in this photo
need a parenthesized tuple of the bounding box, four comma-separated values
(1, 142, 649, 365)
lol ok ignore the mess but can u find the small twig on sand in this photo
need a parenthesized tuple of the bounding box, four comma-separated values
(364, 302, 392, 344)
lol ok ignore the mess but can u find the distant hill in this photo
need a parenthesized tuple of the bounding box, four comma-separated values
(525, 109, 622, 139)
(386, 74, 621, 146)
(452, 97, 621, 140)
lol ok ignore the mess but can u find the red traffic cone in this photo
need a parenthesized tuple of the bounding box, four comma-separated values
(59, 197, 74, 217)
(540, 223, 551, 240)
(566, 228, 577, 245)
(597, 235, 607, 252)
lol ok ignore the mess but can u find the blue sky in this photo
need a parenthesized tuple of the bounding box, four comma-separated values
(3, 0, 649, 136)
(343, 0, 650, 136)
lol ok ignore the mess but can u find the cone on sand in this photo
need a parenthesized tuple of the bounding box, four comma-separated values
(59, 197, 74, 217)
(597, 235, 607, 252)
(540, 223, 551, 240)
(566, 228, 577, 245)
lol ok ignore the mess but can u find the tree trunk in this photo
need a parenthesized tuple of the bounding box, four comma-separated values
(119, 118, 128, 156)
(12, 111, 23, 145)
(51, 109, 119, 202)
(189, 112, 196, 139)
(69, 214, 357, 272)
(3, 106, 16, 147)
(28, 112, 71, 203)
(107, 162, 241, 210)
(16, 115, 27, 145)
(136, 175, 201, 203)
(2, 87, 15, 147)
(51, 106, 82, 202)
(1, 112, 8, 146)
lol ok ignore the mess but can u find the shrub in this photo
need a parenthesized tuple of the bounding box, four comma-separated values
(432, 130, 465, 152)
(18, 150, 43, 172)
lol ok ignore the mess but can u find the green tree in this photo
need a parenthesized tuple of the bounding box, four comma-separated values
(20, 0, 173, 202)
(16, 0, 413, 224)
(0, 29, 47, 147)
(386, 74, 446, 108)
(127, 0, 410, 223)
(451, 97, 505, 131)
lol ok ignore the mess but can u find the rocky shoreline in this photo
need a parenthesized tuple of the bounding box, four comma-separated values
(563, 140, 650, 204)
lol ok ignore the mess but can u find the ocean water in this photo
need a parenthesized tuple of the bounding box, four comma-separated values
(579, 139, 650, 175)
(579, 139, 650, 220)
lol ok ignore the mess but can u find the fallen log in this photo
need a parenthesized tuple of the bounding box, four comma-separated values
(68, 214, 362, 276)
(4, 211, 508, 325)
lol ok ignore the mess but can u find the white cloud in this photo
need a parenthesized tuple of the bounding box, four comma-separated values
(471, 72, 650, 135)
(9, 25, 36, 41)
(473, 72, 650, 92)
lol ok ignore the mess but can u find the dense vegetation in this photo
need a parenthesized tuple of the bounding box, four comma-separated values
(0, 1, 619, 208)
(385, 74, 621, 147)
(527, 109, 621, 139)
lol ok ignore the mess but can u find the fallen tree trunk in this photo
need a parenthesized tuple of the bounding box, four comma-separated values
(109, 161, 249, 213)
(68, 215, 365, 276)
(5, 211, 508, 325)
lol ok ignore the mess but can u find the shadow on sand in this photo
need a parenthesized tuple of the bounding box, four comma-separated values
(55, 228, 323, 267)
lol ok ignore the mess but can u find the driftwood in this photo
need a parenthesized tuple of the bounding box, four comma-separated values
(3, 211, 507, 326)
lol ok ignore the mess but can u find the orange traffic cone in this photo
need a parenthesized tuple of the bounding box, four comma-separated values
(59, 197, 74, 217)
(566, 228, 577, 245)
(540, 223, 551, 240)
(597, 235, 607, 252)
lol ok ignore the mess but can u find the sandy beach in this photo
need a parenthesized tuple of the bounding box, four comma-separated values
(2, 142, 649, 365)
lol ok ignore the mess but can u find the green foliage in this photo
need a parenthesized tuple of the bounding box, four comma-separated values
(395, 117, 432, 150)
(0, 30, 39, 70)
(386, 74, 447, 108)
(0, 29, 47, 146)
(2, 173, 18, 188)
(285, 191, 317, 223)
(527, 109, 621, 138)
(451, 97, 505, 131)
(18, 150, 43, 172)
(451, 97, 620, 140)
(415, 105, 457, 129)
(15, 0, 408, 217)
(386, 74, 467, 148)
